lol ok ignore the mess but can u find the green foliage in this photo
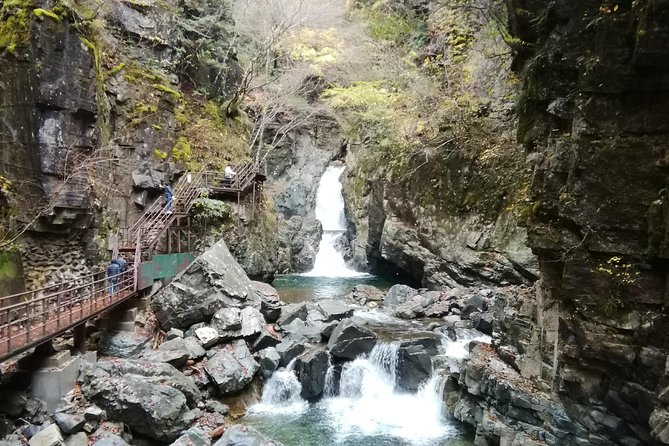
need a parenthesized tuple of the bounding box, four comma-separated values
(363, 10, 413, 42)
(154, 148, 168, 160)
(192, 198, 232, 222)
(324, 81, 400, 124)
(171, 136, 191, 162)
(596, 256, 639, 286)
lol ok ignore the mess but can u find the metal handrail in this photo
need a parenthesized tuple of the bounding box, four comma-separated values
(0, 269, 136, 361)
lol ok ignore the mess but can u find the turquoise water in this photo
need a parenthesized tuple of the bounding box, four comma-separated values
(272, 274, 402, 303)
(245, 275, 475, 446)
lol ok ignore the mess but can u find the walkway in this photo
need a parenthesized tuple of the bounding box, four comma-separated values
(0, 162, 265, 361)
(0, 270, 135, 362)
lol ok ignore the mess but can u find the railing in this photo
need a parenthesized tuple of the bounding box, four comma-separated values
(122, 170, 206, 250)
(203, 162, 262, 195)
(0, 269, 136, 361)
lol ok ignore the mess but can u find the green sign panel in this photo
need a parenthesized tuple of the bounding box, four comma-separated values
(138, 253, 195, 291)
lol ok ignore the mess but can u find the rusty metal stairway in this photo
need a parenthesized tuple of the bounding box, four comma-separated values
(120, 170, 205, 252)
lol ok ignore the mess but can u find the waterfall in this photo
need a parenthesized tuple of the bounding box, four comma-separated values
(441, 327, 492, 360)
(323, 343, 455, 442)
(248, 360, 307, 415)
(304, 165, 367, 278)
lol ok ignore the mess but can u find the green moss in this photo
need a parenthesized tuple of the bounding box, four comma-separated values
(152, 83, 183, 100)
(0, 251, 18, 281)
(107, 62, 126, 76)
(33, 8, 61, 22)
(154, 148, 168, 160)
(172, 136, 191, 162)
(0, 0, 35, 54)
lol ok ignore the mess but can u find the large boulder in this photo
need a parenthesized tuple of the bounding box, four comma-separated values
(80, 360, 200, 442)
(171, 427, 210, 446)
(152, 240, 260, 329)
(294, 348, 329, 400)
(98, 331, 149, 358)
(277, 303, 308, 327)
(257, 347, 281, 378)
(275, 340, 306, 366)
(210, 308, 242, 340)
(327, 319, 377, 360)
(205, 340, 259, 395)
(396, 338, 439, 391)
(317, 300, 354, 323)
(346, 284, 385, 305)
(213, 425, 283, 446)
(384, 284, 418, 307)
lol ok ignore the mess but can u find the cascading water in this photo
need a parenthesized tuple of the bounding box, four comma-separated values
(249, 360, 307, 415)
(304, 165, 367, 278)
(247, 342, 465, 445)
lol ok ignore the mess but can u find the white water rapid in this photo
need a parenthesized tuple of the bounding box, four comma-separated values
(248, 343, 460, 445)
(304, 165, 367, 278)
(249, 359, 307, 415)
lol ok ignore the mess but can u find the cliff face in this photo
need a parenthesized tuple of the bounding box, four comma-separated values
(341, 0, 539, 289)
(445, 1, 669, 445)
(0, 0, 264, 288)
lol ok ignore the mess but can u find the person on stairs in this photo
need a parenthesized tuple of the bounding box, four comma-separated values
(161, 182, 173, 213)
(107, 259, 121, 295)
(224, 165, 236, 181)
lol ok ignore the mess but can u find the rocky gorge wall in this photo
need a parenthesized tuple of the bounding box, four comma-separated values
(0, 0, 265, 289)
(340, 0, 539, 288)
(444, 1, 669, 445)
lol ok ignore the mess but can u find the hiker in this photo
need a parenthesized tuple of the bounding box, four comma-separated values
(115, 256, 128, 273)
(224, 165, 236, 180)
(107, 259, 121, 295)
(161, 182, 173, 212)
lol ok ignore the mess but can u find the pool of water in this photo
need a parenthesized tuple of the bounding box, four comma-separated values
(272, 274, 403, 303)
(242, 275, 476, 446)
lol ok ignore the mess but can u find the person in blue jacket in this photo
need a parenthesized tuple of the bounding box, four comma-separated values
(107, 260, 121, 295)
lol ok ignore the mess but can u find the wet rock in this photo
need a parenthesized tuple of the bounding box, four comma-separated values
(205, 340, 259, 395)
(474, 311, 494, 335)
(80, 359, 200, 442)
(195, 327, 220, 348)
(346, 284, 385, 305)
(317, 300, 354, 322)
(166, 328, 184, 340)
(461, 295, 486, 319)
(205, 400, 229, 415)
(252, 281, 280, 302)
(277, 303, 308, 327)
(152, 240, 260, 329)
(257, 347, 281, 378)
(98, 331, 149, 358)
(396, 339, 435, 391)
(327, 319, 377, 360)
(53, 412, 85, 434)
(65, 432, 87, 446)
(159, 337, 205, 360)
(91, 435, 129, 446)
(23, 424, 43, 439)
(84, 406, 104, 421)
(171, 427, 210, 446)
(0, 389, 27, 417)
(384, 284, 418, 306)
(28, 424, 62, 446)
(251, 327, 281, 352)
(140, 349, 189, 368)
(210, 308, 242, 339)
(275, 340, 306, 366)
(240, 307, 265, 338)
(259, 297, 282, 324)
(294, 348, 329, 400)
(213, 425, 283, 446)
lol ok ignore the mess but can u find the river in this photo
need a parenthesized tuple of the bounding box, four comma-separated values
(239, 165, 476, 445)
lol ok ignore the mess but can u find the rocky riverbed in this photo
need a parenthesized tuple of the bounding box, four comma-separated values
(0, 237, 530, 446)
